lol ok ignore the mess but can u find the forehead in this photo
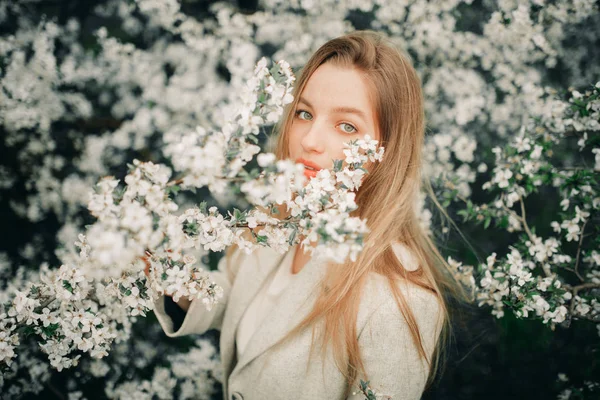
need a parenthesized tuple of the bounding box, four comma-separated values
(301, 63, 375, 115)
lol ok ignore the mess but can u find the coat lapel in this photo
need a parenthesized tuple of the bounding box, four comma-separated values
(220, 245, 289, 379)
(229, 248, 327, 377)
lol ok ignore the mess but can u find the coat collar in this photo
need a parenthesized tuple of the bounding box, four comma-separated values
(220, 244, 328, 380)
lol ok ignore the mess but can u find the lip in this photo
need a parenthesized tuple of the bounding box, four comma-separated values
(296, 158, 322, 179)
(296, 158, 322, 170)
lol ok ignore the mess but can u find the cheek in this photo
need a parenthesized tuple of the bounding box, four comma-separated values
(329, 137, 348, 161)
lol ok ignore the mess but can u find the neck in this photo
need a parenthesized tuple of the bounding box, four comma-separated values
(296, 234, 317, 251)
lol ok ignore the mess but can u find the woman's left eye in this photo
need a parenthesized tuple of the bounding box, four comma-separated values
(339, 122, 358, 134)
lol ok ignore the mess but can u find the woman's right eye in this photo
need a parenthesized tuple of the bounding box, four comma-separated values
(295, 110, 313, 121)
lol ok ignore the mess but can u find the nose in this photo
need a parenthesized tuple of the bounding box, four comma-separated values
(300, 119, 325, 154)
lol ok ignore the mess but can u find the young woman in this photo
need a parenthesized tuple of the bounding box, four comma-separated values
(151, 30, 467, 400)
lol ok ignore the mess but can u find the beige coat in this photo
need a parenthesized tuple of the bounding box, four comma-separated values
(153, 244, 443, 400)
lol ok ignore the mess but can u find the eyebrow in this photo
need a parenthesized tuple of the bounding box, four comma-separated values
(299, 96, 368, 121)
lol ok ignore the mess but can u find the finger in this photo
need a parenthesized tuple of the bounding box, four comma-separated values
(142, 255, 151, 277)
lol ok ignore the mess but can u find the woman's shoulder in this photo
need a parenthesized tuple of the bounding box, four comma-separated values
(361, 272, 442, 321)
(357, 272, 444, 354)
(357, 239, 444, 337)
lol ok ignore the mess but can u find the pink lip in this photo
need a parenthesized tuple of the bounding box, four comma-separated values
(296, 158, 322, 179)
(296, 158, 322, 171)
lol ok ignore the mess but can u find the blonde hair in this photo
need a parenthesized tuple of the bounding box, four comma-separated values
(228, 30, 470, 396)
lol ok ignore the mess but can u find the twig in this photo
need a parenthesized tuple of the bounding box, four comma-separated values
(46, 382, 66, 400)
(557, 265, 577, 274)
(564, 282, 600, 328)
(166, 175, 247, 187)
(455, 342, 482, 365)
(36, 297, 56, 312)
(518, 197, 535, 241)
(571, 314, 600, 323)
(573, 219, 587, 282)
(167, 178, 183, 186)
(569, 282, 600, 292)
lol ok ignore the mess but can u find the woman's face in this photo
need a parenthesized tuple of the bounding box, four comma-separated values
(287, 63, 380, 180)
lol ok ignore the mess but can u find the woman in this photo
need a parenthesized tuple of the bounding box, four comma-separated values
(151, 30, 467, 400)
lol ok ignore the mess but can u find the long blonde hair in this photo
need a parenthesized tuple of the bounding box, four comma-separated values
(229, 30, 470, 396)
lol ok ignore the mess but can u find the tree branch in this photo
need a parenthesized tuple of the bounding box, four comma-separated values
(518, 197, 535, 241)
(573, 219, 587, 282)
(564, 281, 600, 328)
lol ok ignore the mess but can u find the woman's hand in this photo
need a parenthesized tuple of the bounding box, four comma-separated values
(142, 253, 191, 312)
(142, 253, 151, 278)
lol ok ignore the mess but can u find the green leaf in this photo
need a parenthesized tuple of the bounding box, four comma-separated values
(256, 235, 268, 244)
(288, 230, 297, 246)
(29, 285, 39, 296)
(62, 280, 74, 293)
(232, 208, 245, 223)
(40, 323, 60, 338)
(456, 209, 469, 222)
(497, 215, 509, 229)
(21, 325, 36, 338)
(250, 168, 261, 178)
(333, 159, 343, 172)
(166, 185, 180, 195)
(198, 201, 208, 214)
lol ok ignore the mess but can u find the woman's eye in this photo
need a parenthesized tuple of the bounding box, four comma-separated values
(295, 110, 312, 120)
(339, 122, 358, 134)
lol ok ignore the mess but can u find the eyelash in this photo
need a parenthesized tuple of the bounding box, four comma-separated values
(294, 109, 358, 134)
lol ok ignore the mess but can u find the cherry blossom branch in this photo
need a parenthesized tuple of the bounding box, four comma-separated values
(518, 197, 535, 242)
(564, 281, 600, 328)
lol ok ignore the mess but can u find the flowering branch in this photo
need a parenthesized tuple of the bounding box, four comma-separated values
(0, 58, 385, 373)
(452, 82, 600, 328)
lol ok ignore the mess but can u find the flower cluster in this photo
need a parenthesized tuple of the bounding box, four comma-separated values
(556, 372, 600, 400)
(453, 83, 600, 329)
(162, 58, 296, 194)
(105, 338, 221, 400)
